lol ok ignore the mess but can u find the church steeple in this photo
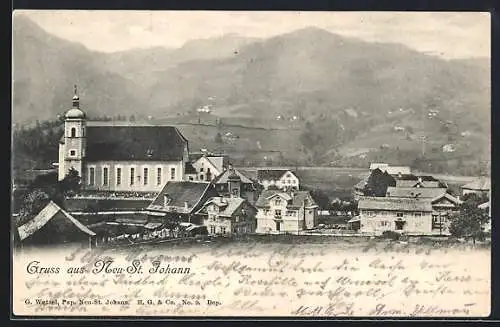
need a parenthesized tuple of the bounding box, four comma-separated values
(72, 85, 80, 108)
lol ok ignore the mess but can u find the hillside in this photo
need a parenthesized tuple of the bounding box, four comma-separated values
(12, 15, 148, 124)
(12, 17, 490, 174)
(145, 27, 489, 123)
(99, 34, 259, 89)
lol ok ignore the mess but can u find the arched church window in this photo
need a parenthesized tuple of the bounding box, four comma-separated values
(71, 127, 76, 137)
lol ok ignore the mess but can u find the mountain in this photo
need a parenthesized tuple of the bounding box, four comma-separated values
(99, 34, 259, 89)
(12, 18, 490, 173)
(12, 15, 148, 124)
(144, 26, 489, 124)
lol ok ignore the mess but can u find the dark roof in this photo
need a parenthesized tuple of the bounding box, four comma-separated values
(462, 177, 491, 191)
(213, 168, 254, 185)
(386, 187, 447, 199)
(189, 153, 205, 162)
(257, 169, 293, 181)
(394, 174, 439, 182)
(85, 124, 187, 162)
(147, 181, 217, 213)
(196, 197, 247, 217)
(358, 196, 433, 212)
(185, 162, 197, 174)
(395, 180, 441, 188)
(255, 189, 317, 209)
(17, 201, 96, 240)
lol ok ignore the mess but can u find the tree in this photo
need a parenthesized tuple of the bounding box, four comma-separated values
(448, 193, 490, 244)
(364, 169, 396, 197)
(59, 168, 82, 197)
(16, 188, 51, 227)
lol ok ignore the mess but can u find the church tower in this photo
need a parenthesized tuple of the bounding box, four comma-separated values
(227, 164, 241, 198)
(58, 86, 87, 181)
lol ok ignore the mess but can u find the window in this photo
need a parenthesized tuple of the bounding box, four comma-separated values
(170, 168, 176, 180)
(130, 167, 135, 185)
(200, 167, 204, 172)
(396, 212, 404, 218)
(102, 167, 109, 186)
(116, 167, 122, 186)
(143, 167, 149, 185)
(414, 212, 422, 218)
(70, 127, 76, 137)
(210, 226, 216, 234)
(275, 210, 282, 218)
(70, 150, 76, 156)
(157, 167, 162, 185)
(189, 176, 194, 181)
(380, 221, 389, 227)
(286, 210, 296, 216)
(292, 179, 296, 184)
(235, 216, 240, 223)
(274, 198, 282, 206)
(88, 167, 95, 185)
(395, 221, 405, 231)
(220, 227, 226, 234)
(200, 174, 204, 180)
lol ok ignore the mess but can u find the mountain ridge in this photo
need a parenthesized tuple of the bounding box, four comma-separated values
(12, 16, 490, 173)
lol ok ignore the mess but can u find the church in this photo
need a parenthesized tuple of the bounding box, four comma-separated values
(58, 88, 190, 192)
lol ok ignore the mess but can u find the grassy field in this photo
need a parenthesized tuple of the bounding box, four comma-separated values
(238, 166, 474, 199)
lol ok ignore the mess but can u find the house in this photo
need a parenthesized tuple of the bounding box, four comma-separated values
(58, 90, 190, 193)
(358, 193, 461, 236)
(146, 181, 219, 225)
(385, 187, 448, 199)
(430, 193, 462, 235)
(353, 178, 368, 200)
(369, 163, 389, 172)
(254, 190, 318, 234)
(442, 144, 456, 153)
(184, 162, 198, 181)
(384, 166, 412, 176)
(191, 154, 229, 181)
(212, 165, 258, 204)
(478, 198, 491, 233)
(462, 177, 491, 196)
(368, 163, 411, 176)
(196, 196, 257, 235)
(256, 169, 300, 190)
(394, 175, 444, 188)
(359, 197, 433, 236)
(17, 201, 96, 247)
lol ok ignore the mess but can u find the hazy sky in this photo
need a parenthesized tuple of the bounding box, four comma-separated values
(16, 10, 490, 59)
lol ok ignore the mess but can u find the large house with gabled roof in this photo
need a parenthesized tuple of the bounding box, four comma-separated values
(58, 90, 190, 193)
(256, 169, 300, 190)
(146, 181, 219, 224)
(358, 192, 461, 236)
(254, 189, 318, 234)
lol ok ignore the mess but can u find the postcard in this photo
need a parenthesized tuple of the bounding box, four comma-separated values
(11, 10, 491, 318)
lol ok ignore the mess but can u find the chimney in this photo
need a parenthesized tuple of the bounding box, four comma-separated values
(184, 202, 189, 210)
(418, 177, 423, 183)
(164, 194, 169, 207)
